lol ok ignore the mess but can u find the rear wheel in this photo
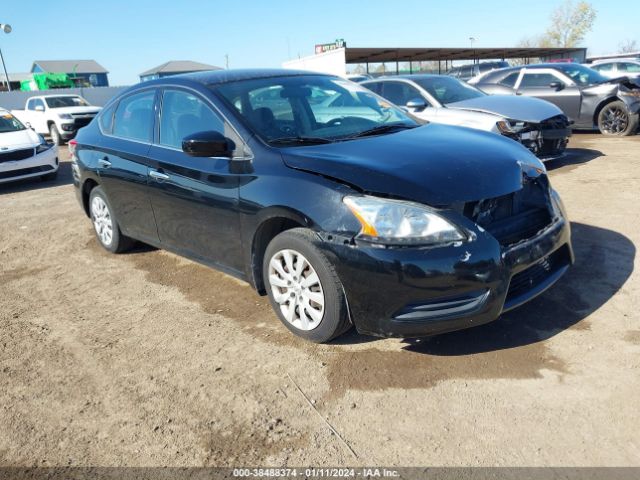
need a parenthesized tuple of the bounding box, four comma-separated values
(49, 124, 63, 145)
(89, 186, 135, 253)
(597, 101, 639, 136)
(263, 228, 351, 343)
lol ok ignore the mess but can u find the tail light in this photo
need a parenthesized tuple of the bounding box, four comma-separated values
(68, 139, 78, 160)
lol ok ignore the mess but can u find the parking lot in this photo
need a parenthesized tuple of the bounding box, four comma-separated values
(0, 133, 639, 466)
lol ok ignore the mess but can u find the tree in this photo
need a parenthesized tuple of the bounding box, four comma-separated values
(542, 0, 596, 47)
(618, 39, 638, 53)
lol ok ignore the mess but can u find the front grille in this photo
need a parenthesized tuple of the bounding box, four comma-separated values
(463, 176, 553, 247)
(73, 117, 95, 128)
(540, 114, 570, 131)
(0, 165, 53, 179)
(506, 246, 569, 303)
(539, 138, 567, 157)
(0, 148, 35, 163)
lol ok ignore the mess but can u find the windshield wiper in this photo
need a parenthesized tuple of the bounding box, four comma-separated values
(268, 136, 333, 146)
(344, 123, 417, 139)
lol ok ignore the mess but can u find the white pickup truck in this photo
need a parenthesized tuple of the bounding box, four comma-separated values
(11, 94, 101, 145)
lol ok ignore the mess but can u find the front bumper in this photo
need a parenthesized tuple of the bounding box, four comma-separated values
(323, 216, 573, 338)
(0, 146, 59, 184)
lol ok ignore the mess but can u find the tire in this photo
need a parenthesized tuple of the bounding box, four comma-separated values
(40, 169, 58, 182)
(597, 100, 639, 136)
(49, 124, 63, 145)
(89, 186, 135, 253)
(263, 228, 351, 343)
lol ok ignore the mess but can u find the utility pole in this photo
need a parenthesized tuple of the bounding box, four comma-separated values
(0, 23, 12, 91)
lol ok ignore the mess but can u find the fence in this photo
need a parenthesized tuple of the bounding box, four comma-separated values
(0, 86, 129, 110)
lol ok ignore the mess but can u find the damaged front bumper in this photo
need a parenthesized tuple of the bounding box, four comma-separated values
(321, 198, 573, 338)
(503, 115, 572, 161)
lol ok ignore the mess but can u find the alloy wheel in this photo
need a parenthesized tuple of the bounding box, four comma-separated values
(91, 196, 113, 247)
(601, 105, 629, 134)
(268, 248, 325, 331)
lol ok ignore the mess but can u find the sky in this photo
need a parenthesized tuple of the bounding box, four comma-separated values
(0, 0, 637, 85)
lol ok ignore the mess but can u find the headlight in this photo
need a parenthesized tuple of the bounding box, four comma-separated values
(343, 195, 465, 245)
(58, 113, 73, 120)
(620, 89, 640, 98)
(496, 119, 526, 134)
(35, 140, 53, 154)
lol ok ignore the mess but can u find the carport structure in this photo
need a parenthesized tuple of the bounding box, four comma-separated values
(345, 47, 587, 74)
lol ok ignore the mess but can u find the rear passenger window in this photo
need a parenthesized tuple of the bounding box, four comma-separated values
(499, 72, 520, 88)
(99, 103, 116, 134)
(364, 82, 384, 95)
(112, 90, 155, 142)
(159, 90, 225, 149)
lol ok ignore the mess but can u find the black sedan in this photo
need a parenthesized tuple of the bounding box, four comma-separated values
(475, 63, 640, 136)
(71, 69, 573, 343)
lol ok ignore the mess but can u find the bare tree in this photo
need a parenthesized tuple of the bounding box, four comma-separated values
(618, 39, 638, 53)
(542, 0, 597, 47)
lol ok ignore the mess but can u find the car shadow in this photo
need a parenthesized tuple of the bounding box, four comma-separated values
(333, 222, 635, 352)
(0, 159, 73, 195)
(545, 147, 604, 172)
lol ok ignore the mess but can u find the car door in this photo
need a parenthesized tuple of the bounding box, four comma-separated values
(146, 87, 244, 273)
(381, 81, 435, 122)
(97, 89, 160, 244)
(30, 98, 48, 133)
(515, 69, 582, 121)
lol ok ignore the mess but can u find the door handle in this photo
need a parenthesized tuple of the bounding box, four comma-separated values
(98, 157, 111, 168)
(149, 169, 170, 182)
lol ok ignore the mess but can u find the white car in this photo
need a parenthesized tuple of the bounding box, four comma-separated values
(0, 109, 59, 184)
(11, 94, 101, 145)
(362, 74, 571, 161)
(588, 59, 640, 80)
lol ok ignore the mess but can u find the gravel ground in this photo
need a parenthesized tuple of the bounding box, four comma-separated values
(0, 133, 639, 467)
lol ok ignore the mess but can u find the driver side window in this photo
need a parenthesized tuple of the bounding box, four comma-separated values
(159, 90, 225, 149)
(520, 73, 563, 88)
(382, 82, 422, 106)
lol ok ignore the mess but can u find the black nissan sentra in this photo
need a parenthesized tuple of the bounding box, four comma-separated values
(71, 69, 573, 343)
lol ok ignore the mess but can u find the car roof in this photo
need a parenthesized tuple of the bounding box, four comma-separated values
(363, 74, 446, 82)
(146, 68, 330, 87)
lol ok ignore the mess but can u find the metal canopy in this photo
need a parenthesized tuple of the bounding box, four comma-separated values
(344, 47, 587, 64)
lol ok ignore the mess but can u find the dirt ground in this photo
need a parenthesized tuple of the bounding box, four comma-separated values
(1, 133, 639, 467)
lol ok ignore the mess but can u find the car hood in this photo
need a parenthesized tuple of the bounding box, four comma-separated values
(281, 124, 544, 206)
(0, 129, 40, 149)
(51, 106, 101, 115)
(447, 95, 563, 123)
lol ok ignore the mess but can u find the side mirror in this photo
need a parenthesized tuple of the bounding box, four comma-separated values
(182, 130, 234, 158)
(405, 98, 428, 110)
(25, 122, 33, 129)
(549, 81, 564, 91)
(34, 105, 45, 112)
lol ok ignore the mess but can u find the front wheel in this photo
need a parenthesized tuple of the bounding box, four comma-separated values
(49, 124, 63, 145)
(89, 186, 135, 253)
(598, 101, 639, 136)
(263, 228, 351, 343)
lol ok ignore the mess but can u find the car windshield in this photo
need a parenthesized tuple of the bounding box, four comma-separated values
(413, 76, 486, 105)
(555, 64, 609, 86)
(45, 96, 90, 108)
(214, 75, 418, 144)
(0, 112, 26, 133)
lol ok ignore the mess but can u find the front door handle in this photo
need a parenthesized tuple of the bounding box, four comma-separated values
(98, 157, 111, 168)
(149, 169, 170, 182)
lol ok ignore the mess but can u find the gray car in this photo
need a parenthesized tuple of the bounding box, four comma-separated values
(475, 63, 640, 136)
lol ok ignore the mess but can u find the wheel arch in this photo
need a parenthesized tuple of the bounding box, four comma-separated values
(593, 96, 620, 125)
(81, 178, 100, 217)
(250, 208, 315, 295)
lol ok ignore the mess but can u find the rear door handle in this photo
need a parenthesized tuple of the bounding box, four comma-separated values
(98, 157, 111, 168)
(149, 169, 170, 182)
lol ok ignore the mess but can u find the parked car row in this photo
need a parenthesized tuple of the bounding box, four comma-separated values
(70, 69, 574, 343)
(475, 63, 640, 136)
(362, 74, 571, 160)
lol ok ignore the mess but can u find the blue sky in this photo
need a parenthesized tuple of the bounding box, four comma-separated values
(1, 0, 636, 85)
